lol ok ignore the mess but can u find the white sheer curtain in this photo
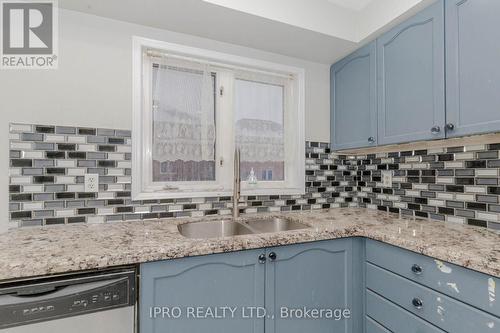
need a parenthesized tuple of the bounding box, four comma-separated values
(151, 56, 216, 182)
(234, 71, 290, 181)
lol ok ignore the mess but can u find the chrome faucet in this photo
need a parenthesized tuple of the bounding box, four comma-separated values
(232, 148, 241, 219)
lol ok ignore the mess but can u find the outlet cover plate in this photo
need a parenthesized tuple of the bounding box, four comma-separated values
(84, 174, 99, 192)
(381, 170, 393, 188)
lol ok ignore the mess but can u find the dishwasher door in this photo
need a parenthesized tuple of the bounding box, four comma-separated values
(1, 306, 134, 333)
(0, 269, 136, 333)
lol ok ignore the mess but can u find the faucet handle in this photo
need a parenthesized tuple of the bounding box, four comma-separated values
(247, 168, 258, 184)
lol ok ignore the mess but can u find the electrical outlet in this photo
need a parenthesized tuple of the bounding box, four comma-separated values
(382, 170, 393, 188)
(84, 174, 99, 192)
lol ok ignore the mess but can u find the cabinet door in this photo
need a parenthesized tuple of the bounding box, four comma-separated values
(445, 0, 500, 137)
(377, 1, 445, 145)
(264, 238, 359, 333)
(140, 250, 265, 333)
(331, 41, 377, 150)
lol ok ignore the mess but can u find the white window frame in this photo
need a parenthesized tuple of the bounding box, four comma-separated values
(132, 37, 305, 200)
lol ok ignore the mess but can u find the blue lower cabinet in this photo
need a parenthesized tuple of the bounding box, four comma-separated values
(140, 250, 265, 333)
(365, 240, 500, 332)
(366, 262, 500, 333)
(140, 238, 500, 333)
(366, 239, 500, 317)
(264, 238, 362, 333)
(139, 239, 360, 333)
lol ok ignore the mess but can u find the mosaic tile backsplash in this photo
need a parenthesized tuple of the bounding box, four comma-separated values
(9, 123, 500, 231)
(354, 145, 500, 230)
(8, 123, 357, 228)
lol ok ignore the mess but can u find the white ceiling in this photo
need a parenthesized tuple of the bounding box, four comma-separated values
(59, 0, 436, 64)
(326, 0, 375, 11)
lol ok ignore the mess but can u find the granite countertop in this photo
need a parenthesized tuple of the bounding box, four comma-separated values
(0, 208, 499, 282)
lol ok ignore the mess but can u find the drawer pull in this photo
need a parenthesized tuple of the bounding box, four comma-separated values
(412, 298, 423, 309)
(411, 264, 423, 275)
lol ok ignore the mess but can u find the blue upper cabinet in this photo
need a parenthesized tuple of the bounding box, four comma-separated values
(330, 0, 500, 149)
(377, 0, 445, 145)
(331, 41, 377, 150)
(445, 0, 500, 137)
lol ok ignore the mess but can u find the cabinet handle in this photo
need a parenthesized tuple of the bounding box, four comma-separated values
(412, 298, 423, 309)
(368, 137, 375, 144)
(430, 126, 441, 134)
(446, 123, 455, 131)
(268, 252, 277, 261)
(258, 254, 266, 264)
(411, 264, 423, 275)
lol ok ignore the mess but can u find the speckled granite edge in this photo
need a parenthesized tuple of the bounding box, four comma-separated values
(0, 208, 499, 282)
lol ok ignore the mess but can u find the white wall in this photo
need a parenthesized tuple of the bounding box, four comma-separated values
(0, 9, 330, 231)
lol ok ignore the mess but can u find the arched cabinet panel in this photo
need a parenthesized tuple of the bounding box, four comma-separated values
(445, 0, 500, 137)
(264, 238, 362, 333)
(331, 41, 377, 150)
(140, 250, 265, 333)
(377, 1, 445, 145)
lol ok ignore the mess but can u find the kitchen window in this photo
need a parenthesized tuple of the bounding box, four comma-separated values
(132, 38, 305, 200)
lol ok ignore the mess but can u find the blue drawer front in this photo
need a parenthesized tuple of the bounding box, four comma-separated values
(365, 316, 391, 333)
(366, 239, 500, 317)
(366, 289, 445, 333)
(367, 262, 500, 333)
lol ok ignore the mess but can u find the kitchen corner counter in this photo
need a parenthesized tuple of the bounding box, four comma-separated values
(0, 208, 499, 282)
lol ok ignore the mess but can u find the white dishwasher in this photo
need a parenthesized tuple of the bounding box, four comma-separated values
(0, 269, 136, 333)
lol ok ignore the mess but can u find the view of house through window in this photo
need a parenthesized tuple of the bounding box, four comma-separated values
(235, 78, 285, 181)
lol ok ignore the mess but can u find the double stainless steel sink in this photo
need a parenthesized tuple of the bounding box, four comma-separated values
(178, 217, 309, 239)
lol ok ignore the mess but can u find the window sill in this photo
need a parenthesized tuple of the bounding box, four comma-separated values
(132, 187, 305, 201)
(240, 187, 305, 196)
(132, 190, 232, 201)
